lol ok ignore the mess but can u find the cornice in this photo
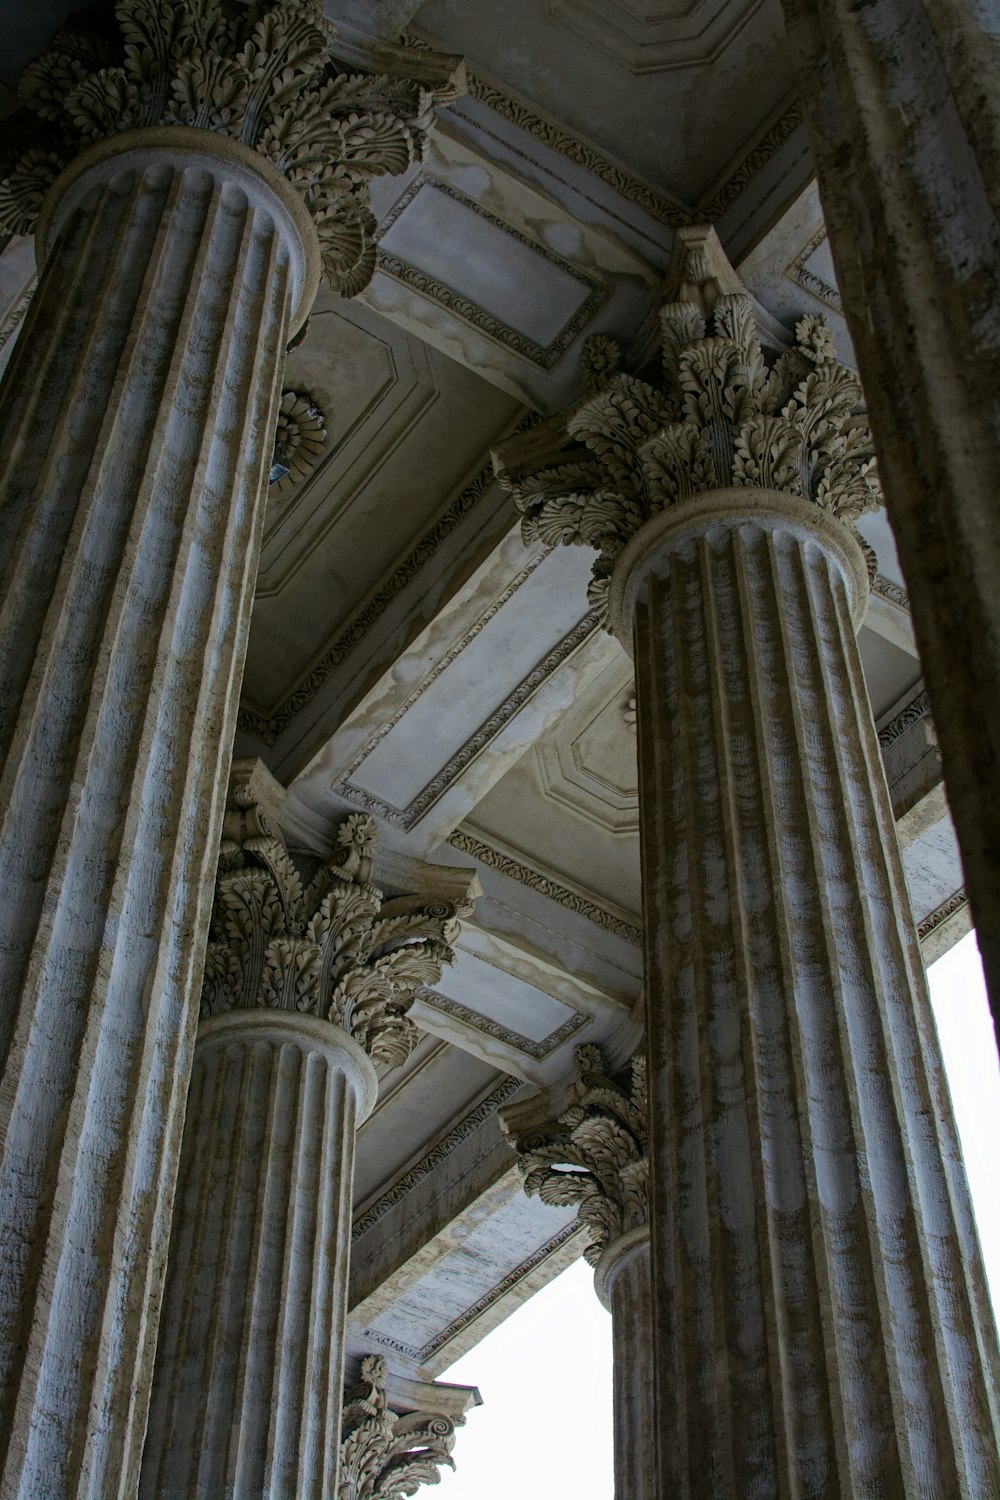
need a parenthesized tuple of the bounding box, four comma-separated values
(872, 573, 911, 612)
(237, 452, 506, 744)
(446, 830, 642, 945)
(337, 610, 600, 830)
(358, 1221, 581, 1366)
(418, 989, 588, 1060)
(695, 92, 804, 223)
(351, 1075, 523, 1242)
(878, 689, 930, 752)
(917, 888, 968, 944)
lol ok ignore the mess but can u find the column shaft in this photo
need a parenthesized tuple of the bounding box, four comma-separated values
(779, 0, 1000, 1046)
(629, 502, 1000, 1495)
(140, 1013, 375, 1500)
(597, 1231, 655, 1500)
(0, 145, 308, 1500)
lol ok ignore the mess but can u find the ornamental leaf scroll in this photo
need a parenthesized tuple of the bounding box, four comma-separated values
(0, 0, 464, 296)
(201, 789, 473, 1070)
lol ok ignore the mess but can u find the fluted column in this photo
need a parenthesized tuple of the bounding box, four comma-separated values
(0, 134, 315, 1500)
(501, 1045, 654, 1500)
(594, 1228, 653, 1500)
(778, 0, 1000, 1049)
(496, 228, 1000, 1496)
(140, 789, 475, 1499)
(0, 8, 461, 1495)
(141, 1012, 376, 1500)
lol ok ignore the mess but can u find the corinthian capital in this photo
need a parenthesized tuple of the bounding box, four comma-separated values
(500, 1044, 647, 1265)
(201, 773, 474, 1069)
(339, 1355, 461, 1499)
(494, 226, 881, 621)
(0, 0, 464, 295)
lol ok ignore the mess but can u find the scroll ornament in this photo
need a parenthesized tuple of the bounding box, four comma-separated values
(502, 1043, 648, 1265)
(339, 1355, 460, 1499)
(0, 0, 463, 295)
(201, 791, 472, 1069)
(495, 248, 882, 622)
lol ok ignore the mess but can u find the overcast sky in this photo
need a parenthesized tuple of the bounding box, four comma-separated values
(433, 930, 1000, 1499)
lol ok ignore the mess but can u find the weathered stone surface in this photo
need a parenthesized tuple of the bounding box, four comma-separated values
(0, 137, 315, 1500)
(779, 0, 1000, 1049)
(139, 1011, 376, 1500)
(139, 790, 475, 1498)
(594, 1228, 653, 1500)
(617, 486, 1000, 1495)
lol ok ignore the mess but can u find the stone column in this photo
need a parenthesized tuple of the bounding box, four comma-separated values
(0, 8, 461, 1497)
(496, 230, 1000, 1497)
(501, 1045, 653, 1500)
(777, 0, 1000, 1046)
(140, 789, 474, 1499)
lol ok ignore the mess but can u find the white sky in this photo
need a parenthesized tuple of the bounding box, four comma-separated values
(431, 930, 1000, 1499)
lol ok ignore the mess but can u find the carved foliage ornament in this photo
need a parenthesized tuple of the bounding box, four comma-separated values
(0, 0, 462, 294)
(201, 789, 471, 1069)
(339, 1355, 460, 1500)
(502, 1043, 648, 1266)
(496, 258, 882, 622)
(269, 388, 327, 492)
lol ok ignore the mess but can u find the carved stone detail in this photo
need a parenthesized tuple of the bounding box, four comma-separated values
(1, 0, 463, 294)
(339, 1355, 460, 1499)
(495, 226, 881, 621)
(270, 387, 328, 492)
(500, 1043, 647, 1265)
(202, 786, 472, 1068)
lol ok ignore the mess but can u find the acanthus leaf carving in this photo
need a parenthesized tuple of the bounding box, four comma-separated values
(1, 0, 464, 296)
(500, 1042, 647, 1266)
(494, 229, 882, 625)
(202, 784, 473, 1069)
(339, 1355, 461, 1500)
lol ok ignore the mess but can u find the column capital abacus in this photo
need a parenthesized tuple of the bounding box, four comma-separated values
(339, 1355, 463, 1500)
(202, 779, 475, 1070)
(0, 0, 464, 301)
(494, 225, 881, 634)
(500, 1043, 648, 1269)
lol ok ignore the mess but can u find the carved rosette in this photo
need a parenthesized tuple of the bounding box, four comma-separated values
(0, 0, 464, 294)
(339, 1355, 460, 1500)
(501, 1044, 647, 1266)
(270, 388, 327, 492)
(201, 789, 471, 1069)
(494, 228, 882, 621)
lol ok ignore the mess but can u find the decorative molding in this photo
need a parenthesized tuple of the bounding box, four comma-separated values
(873, 573, 910, 612)
(0, 276, 35, 354)
(500, 1043, 647, 1265)
(623, 692, 637, 734)
(269, 388, 327, 493)
(338, 610, 601, 830)
(376, 174, 609, 369)
(462, 69, 691, 228)
(360, 1222, 580, 1365)
(696, 94, 804, 223)
(783, 224, 843, 315)
(917, 888, 968, 943)
(878, 690, 930, 752)
(543, 0, 768, 75)
(237, 454, 502, 744)
(1, 1, 464, 294)
(446, 830, 642, 945)
(202, 774, 475, 1068)
(337, 552, 550, 786)
(418, 989, 588, 1060)
(496, 226, 881, 623)
(352, 1077, 523, 1243)
(340, 1354, 461, 1498)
